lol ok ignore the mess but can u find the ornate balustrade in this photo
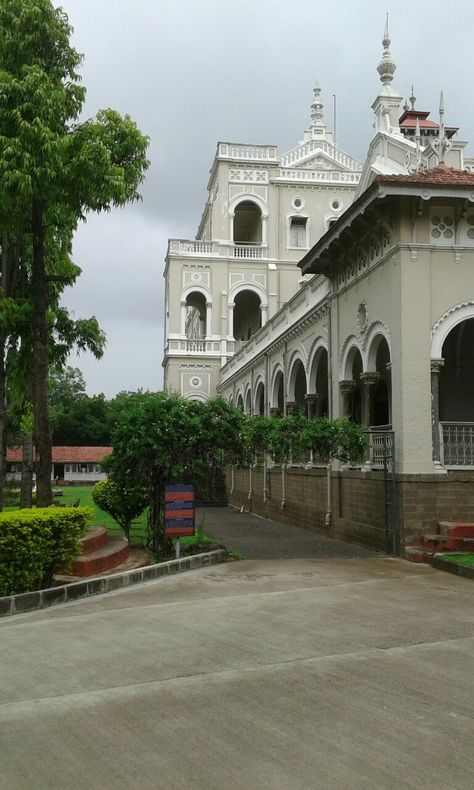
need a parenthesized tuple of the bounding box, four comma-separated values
(440, 422, 474, 467)
(233, 244, 264, 259)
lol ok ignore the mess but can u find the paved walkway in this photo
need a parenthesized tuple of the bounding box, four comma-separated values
(1, 555, 473, 789)
(199, 505, 380, 559)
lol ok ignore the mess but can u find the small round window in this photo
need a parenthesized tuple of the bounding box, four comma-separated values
(330, 198, 342, 212)
(292, 196, 305, 210)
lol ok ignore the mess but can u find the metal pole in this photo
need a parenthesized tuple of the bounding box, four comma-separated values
(175, 537, 180, 559)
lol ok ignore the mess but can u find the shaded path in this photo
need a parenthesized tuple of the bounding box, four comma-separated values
(199, 505, 380, 559)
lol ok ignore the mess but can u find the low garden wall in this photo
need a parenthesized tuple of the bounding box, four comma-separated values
(226, 466, 474, 553)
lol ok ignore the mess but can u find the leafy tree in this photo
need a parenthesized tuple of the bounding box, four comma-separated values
(103, 393, 250, 555)
(92, 478, 148, 543)
(48, 365, 112, 446)
(0, 0, 149, 506)
(246, 415, 367, 466)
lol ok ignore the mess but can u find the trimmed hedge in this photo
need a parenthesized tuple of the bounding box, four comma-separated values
(0, 507, 90, 595)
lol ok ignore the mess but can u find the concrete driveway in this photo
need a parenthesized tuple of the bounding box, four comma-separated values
(1, 557, 474, 789)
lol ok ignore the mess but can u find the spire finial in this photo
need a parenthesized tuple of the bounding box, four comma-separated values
(377, 13, 397, 85)
(431, 90, 451, 164)
(310, 82, 325, 129)
(410, 85, 416, 109)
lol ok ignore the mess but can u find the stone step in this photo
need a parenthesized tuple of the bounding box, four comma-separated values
(438, 522, 474, 538)
(56, 546, 150, 584)
(404, 545, 434, 563)
(72, 535, 130, 577)
(80, 525, 108, 553)
(421, 534, 474, 551)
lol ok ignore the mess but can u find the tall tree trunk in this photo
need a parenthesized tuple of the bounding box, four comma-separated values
(0, 233, 10, 511)
(20, 374, 35, 508)
(32, 199, 52, 506)
(20, 434, 34, 508)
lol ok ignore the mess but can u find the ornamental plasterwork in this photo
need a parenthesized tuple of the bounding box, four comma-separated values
(300, 155, 334, 171)
(229, 272, 266, 289)
(337, 227, 392, 291)
(183, 270, 210, 288)
(229, 169, 269, 184)
(431, 301, 474, 337)
(361, 319, 391, 351)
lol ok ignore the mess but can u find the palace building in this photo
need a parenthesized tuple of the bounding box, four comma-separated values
(163, 23, 474, 553)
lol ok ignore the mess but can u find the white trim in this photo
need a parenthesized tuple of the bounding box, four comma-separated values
(431, 301, 474, 358)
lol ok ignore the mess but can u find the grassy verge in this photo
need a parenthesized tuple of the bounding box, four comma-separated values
(442, 553, 474, 568)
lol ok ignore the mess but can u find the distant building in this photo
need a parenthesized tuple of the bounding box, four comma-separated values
(7, 446, 112, 484)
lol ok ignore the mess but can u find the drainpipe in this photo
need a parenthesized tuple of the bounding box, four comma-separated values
(325, 461, 333, 528)
(263, 454, 268, 504)
(281, 463, 287, 510)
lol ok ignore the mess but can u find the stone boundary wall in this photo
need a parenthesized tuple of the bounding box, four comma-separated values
(227, 466, 474, 553)
(398, 472, 474, 545)
(227, 466, 388, 552)
(0, 549, 227, 618)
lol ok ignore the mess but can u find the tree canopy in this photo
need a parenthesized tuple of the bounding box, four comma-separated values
(103, 392, 251, 554)
(0, 0, 149, 505)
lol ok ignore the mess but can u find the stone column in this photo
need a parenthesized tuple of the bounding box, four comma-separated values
(360, 372, 379, 429)
(205, 301, 212, 337)
(305, 393, 319, 419)
(285, 401, 298, 416)
(431, 358, 444, 468)
(269, 407, 280, 418)
(227, 303, 234, 338)
(339, 380, 354, 418)
(260, 305, 268, 326)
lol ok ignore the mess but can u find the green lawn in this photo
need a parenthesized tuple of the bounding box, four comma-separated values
(5, 485, 214, 552)
(57, 486, 213, 548)
(57, 485, 149, 541)
(442, 553, 474, 568)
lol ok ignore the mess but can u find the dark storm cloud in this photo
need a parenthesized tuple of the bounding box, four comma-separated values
(58, 0, 474, 395)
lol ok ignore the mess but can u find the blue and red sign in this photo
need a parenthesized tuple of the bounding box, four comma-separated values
(164, 484, 195, 538)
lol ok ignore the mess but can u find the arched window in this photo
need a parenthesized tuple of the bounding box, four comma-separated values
(233, 200, 262, 245)
(185, 291, 207, 338)
(233, 290, 262, 341)
(439, 319, 474, 421)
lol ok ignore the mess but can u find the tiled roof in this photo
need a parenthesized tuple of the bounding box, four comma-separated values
(375, 164, 474, 186)
(400, 117, 438, 128)
(7, 446, 113, 463)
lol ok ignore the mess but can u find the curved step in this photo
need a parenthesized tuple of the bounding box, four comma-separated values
(72, 535, 129, 577)
(81, 525, 108, 553)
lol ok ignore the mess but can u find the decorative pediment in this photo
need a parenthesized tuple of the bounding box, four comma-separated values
(280, 141, 363, 173)
(299, 153, 335, 171)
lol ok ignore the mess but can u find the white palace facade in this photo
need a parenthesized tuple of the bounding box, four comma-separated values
(163, 24, 474, 551)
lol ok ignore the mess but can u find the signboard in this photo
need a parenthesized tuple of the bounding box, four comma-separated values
(164, 484, 195, 538)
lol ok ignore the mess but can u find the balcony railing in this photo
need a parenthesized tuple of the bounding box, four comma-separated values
(233, 244, 263, 259)
(440, 422, 474, 467)
(185, 337, 207, 352)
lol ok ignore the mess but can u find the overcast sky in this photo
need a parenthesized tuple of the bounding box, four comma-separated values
(58, 0, 474, 396)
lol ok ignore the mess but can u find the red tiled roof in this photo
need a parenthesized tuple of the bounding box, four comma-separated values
(7, 446, 113, 463)
(400, 117, 438, 128)
(375, 164, 474, 186)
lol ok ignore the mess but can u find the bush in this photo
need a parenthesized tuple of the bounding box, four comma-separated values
(0, 507, 90, 595)
(92, 478, 148, 542)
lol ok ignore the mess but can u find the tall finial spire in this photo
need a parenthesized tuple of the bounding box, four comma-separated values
(377, 13, 397, 85)
(410, 85, 416, 109)
(431, 90, 452, 164)
(310, 83, 325, 129)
